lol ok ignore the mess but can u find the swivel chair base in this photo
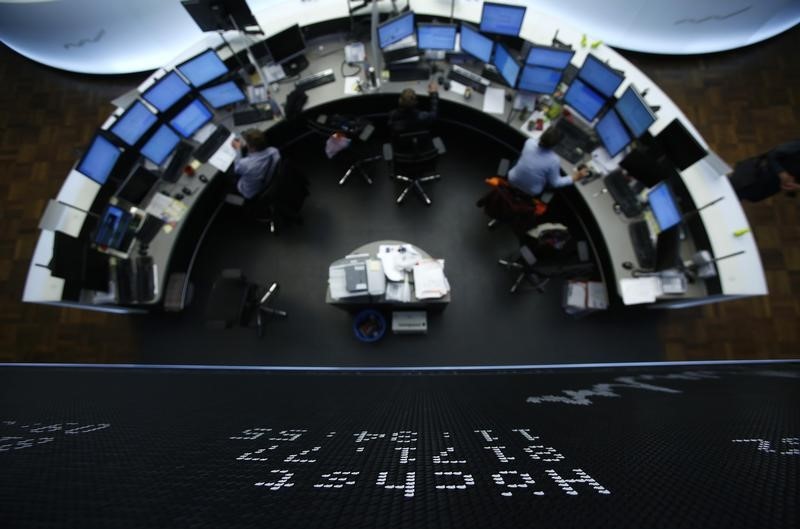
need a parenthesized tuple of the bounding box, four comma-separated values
(498, 246, 549, 294)
(251, 282, 288, 338)
(395, 174, 441, 205)
(340, 154, 382, 186)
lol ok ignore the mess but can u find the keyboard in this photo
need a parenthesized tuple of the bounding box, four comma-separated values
(162, 141, 193, 183)
(604, 170, 643, 218)
(552, 119, 595, 164)
(383, 45, 421, 64)
(233, 107, 273, 126)
(389, 66, 430, 82)
(295, 69, 335, 90)
(194, 125, 231, 164)
(628, 220, 656, 270)
(447, 65, 490, 94)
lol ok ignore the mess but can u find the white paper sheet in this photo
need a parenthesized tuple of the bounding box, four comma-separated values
(208, 133, 237, 172)
(619, 277, 663, 305)
(413, 260, 449, 299)
(482, 87, 506, 115)
(448, 80, 467, 96)
(344, 76, 362, 95)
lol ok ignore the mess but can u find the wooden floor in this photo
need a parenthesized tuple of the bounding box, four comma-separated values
(1, 26, 798, 364)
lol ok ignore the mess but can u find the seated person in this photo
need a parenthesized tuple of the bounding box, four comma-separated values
(388, 82, 439, 136)
(230, 129, 281, 199)
(507, 126, 589, 197)
(729, 139, 800, 202)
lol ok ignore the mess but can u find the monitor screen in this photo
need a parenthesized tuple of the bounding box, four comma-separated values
(140, 124, 181, 166)
(615, 85, 656, 138)
(200, 80, 246, 108)
(648, 181, 682, 231)
(176, 49, 228, 87)
(595, 109, 632, 157)
(459, 23, 493, 63)
(578, 54, 624, 98)
(116, 167, 159, 206)
(94, 205, 134, 250)
(518, 65, 562, 94)
(492, 44, 520, 87)
(417, 24, 457, 51)
(526, 45, 575, 70)
(141, 71, 191, 113)
(109, 101, 158, 147)
(656, 119, 707, 171)
(377, 11, 415, 49)
(480, 2, 526, 36)
(265, 24, 306, 63)
(563, 78, 606, 122)
(170, 99, 213, 138)
(77, 135, 122, 185)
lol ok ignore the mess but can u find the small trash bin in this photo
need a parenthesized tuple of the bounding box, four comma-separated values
(353, 309, 386, 343)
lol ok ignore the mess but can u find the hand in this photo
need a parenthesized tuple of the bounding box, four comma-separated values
(573, 166, 590, 181)
(779, 171, 800, 191)
(231, 138, 242, 150)
(428, 80, 439, 94)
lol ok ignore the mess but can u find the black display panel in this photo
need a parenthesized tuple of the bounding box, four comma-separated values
(1, 363, 797, 528)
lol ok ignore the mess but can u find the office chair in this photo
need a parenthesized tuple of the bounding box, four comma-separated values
(498, 245, 550, 294)
(205, 269, 287, 338)
(308, 114, 381, 186)
(383, 130, 446, 205)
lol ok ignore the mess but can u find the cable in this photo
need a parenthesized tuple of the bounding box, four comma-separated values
(341, 60, 362, 78)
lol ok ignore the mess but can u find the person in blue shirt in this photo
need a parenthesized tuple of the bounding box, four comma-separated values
(231, 129, 281, 199)
(508, 126, 588, 197)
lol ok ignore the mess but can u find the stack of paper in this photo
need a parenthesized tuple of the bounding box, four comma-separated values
(145, 193, 187, 225)
(619, 277, 663, 305)
(413, 260, 450, 299)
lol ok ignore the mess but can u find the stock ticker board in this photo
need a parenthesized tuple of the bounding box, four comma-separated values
(1, 363, 798, 528)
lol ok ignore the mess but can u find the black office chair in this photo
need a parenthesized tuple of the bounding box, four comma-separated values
(308, 114, 382, 186)
(498, 245, 550, 294)
(205, 269, 287, 337)
(383, 131, 446, 205)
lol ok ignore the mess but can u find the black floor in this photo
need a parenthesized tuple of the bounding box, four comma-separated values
(136, 128, 663, 366)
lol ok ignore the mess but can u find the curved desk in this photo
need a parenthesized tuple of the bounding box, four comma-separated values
(23, 4, 767, 314)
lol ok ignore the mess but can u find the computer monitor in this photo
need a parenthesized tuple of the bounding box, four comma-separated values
(199, 80, 246, 108)
(656, 119, 707, 171)
(170, 99, 213, 138)
(109, 101, 158, 147)
(491, 44, 520, 87)
(141, 71, 192, 113)
(417, 23, 457, 51)
(595, 109, 632, 157)
(176, 48, 228, 87)
(517, 65, 562, 94)
(526, 45, 575, 70)
(615, 85, 656, 138)
(77, 135, 122, 185)
(563, 78, 606, 122)
(266, 24, 306, 64)
(459, 23, 493, 63)
(577, 54, 624, 98)
(115, 167, 159, 206)
(480, 2, 526, 37)
(94, 204, 135, 252)
(654, 225, 682, 271)
(377, 11, 415, 49)
(140, 124, 181, 166)
(180, 0, 257, 31)
(647, 181, 682, 231)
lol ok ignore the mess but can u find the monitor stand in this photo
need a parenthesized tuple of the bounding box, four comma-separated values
(281, 55, 310, 77)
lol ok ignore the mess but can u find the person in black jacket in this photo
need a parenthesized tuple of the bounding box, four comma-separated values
(729, 140, 800, 201)
(388, 81, 439, 135)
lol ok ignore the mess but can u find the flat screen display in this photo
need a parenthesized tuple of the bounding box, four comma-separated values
(109, 101, 158, 147)
(491, 44, 520, 87)
(578, 54, 624, 98)
(595, 109, 632, 157)
(77, 135, 122, 185)
(615, 85, 656, 138)
(480, 2, 526, 36)
(200, 81, 246, 108)
(140, 124, 181, 166)
(417, 24, 457, 51)
(170, 99, 213, 138)
(265, 24, 306, 63)
(115, 167, 159, 206)
(526, 45, 575, 69)
(141, 71, 191, 113)
(656, 119, 707, 170)
(459, 23, 493, 62)
(176, 49, 228, 87)
(563, 78, 606, 122)
(377, 11, 415, 49)
(648, 181, 682, 231)
(94, 204, 134, 250)
(518, 65, 562, 94)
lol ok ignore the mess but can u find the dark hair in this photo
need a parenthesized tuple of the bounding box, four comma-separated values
(398, 88, 417, 109)
(242, 128, 269, 152)
(539, 126, 564, 149)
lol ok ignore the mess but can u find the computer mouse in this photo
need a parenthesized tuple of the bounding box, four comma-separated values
(199, 175, 209, 184)
(505, 91, 513, 102)
(443, 80, 451, 91)
(438, 76, 445, 85)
